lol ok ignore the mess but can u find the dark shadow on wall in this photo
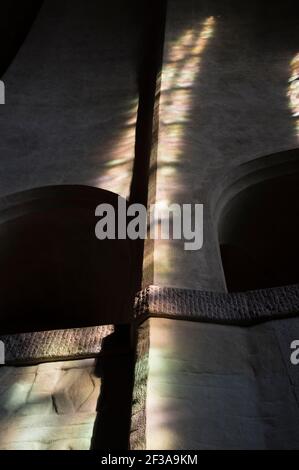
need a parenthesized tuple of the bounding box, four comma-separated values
(219, 151, 299, 292)
(129, 0, 167, 291)
(0, 1, 43, 77)
(91, 326, 135, 450)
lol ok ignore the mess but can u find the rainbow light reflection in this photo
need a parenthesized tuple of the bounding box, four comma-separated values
(288, 53, 299, 139)
(154, 18, 215, 282)
(93, 99, 138, 198)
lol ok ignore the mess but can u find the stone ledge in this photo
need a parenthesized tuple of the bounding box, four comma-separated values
(134, 284, 299, 325)
(0, 325, 114, 366)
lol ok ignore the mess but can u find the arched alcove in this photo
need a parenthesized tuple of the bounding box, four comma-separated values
(0, 185, 134, 334)
(0, 2, 43, 77)
(215, 149, 299, 292)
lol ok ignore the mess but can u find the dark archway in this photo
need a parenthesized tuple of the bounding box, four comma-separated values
(0, 185, 134, 334)
(217, 150, 299, 292)
(0, 1, 43, 77)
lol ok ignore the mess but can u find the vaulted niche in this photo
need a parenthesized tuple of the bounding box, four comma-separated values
(0, 186, 134, 334)
(219, 159, 299, 292)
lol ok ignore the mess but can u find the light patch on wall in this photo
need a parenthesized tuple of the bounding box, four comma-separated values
(147, 318, 178, 450)
(288, 53, 299, 138)
(0, 361, 99, 449)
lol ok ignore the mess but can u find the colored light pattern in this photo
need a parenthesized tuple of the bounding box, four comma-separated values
(93, 99, 138, 198)
(154, 18, 215, 281)
(288, 53, 299, 138)
(159, 17, 215, 169)
(92, 19, 215, 203)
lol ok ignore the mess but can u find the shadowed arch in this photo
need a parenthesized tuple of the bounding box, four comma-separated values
(212, 149, 299, 292)
(0, 185, 135, 334)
